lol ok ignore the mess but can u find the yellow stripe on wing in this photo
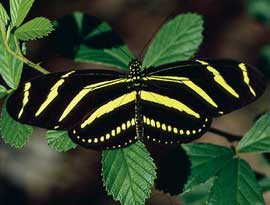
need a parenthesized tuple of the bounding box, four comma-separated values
(239, 63, 256, 97)
(58, 79, 126, 122)
(140, 90, 200, 118)
(196, 60, 239, 98)
(18, 82, 31, 119)
(146, 76, 218, 108)
(35, 71, 76, 117)
(80, 91, 137, 128)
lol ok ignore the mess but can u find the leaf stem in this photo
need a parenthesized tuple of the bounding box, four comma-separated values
(209, 127, 242, 142)
(1, 27, 49, 74)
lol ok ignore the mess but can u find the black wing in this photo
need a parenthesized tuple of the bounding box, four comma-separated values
(142, 59, 266, 117)
(7, 69, 128, 130)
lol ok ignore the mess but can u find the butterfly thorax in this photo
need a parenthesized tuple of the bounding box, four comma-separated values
(128, 59, 142, 90)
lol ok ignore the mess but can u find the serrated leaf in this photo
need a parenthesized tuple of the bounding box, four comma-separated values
(0, 34, 24, 89)
(15, 17, 54, 41)
(10, 0, 35, 27)
(182, 143, 234, 191)
(46, 130, 77, 152)
(206, 158, 264, 205)
(142, 13, 203, 68)
(0, 102, 32, 148)
(102, 141, 156, 205)
(237, 112, 270, 153)
(0, 3, 9, 26)
(53, 12, 133, 70)
(0, 85, 7, 99)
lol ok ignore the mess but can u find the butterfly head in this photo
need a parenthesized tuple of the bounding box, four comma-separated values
(128, 59, 142, 86)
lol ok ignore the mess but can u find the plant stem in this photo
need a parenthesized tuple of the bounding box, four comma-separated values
(209, 127, 242, 142)
(1, 27, 49, 74)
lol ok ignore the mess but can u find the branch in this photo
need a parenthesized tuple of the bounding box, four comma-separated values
(209, 127, 242, 142)
(1, 26, 49, 75)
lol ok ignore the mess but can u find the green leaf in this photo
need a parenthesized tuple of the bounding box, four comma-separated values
(102, 141, 156, 205)
(259, 177, 270, 192)
(182, 143, 234, 191)
(15, 17, 54, 41)
(0, 34, 24, 89)
(237, 112, 270, 153)
(53, 12, 133, 70)
(246, 0, 270, 27)
(0, 102, 33, 148)
(180, 177, 215, 205)
(10, 0, 35, 27)
(0, 3, 9, 26)
(206, 158, 264, 205)
(46, 130, 77, 152)
(0, 85, 7, 99)
(142, 13, 203, 68)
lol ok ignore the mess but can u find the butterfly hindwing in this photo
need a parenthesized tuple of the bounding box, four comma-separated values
(143, 59, 266, 117)
(69, 91, 138, 150)
(139, 90, 212, 144)
(6, 69, 128, 130)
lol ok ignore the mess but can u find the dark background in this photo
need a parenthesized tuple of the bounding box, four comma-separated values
(0, 0, 269, 204)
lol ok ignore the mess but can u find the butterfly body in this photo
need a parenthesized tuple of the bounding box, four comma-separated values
(6, 59, 266, 150)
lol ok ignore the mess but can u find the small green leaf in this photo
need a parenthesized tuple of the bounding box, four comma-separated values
(10, 0, 35, 27)
(206, 158, 264, 205)
(15, 17, 54, 41)
(237, 112, 270, 153)
(0, 34, 24, 89)
(102, 141, 156, 205)
(182, 143, 234, 191)
(0, 3, 9, 26)
(142, 13, 203, 68)
(0, 85, 7, 99)
(258, 177, 270, 192)
(0, 102, 33, 148)
(246, 0, 270, 27)
(53, 12, 133, 70)
(46, 130, 77, 152)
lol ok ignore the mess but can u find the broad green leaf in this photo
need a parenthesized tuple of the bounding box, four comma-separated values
(102, 141, 156, 205)
(15, 17, 54, 41)
(247, 0, 270, 27)
(0, 85, 7, 99)
(53, 12, 133, 70)
(10, 0, 35, 27)
(206, 158, 264, 205)
(182, 143, 234, 191)
(142, 13, 203, 68)
(0, 34, 24, 89)
(237, 112, 270, 153)
(0, 3, 9, 26)
(46, 130, 77, 152)
(0, 103, 32, 148)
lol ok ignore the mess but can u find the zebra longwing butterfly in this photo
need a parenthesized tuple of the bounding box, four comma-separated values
(6, 58, 266, 150)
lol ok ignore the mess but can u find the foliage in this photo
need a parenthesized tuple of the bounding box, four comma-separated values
(102, 142, 156, 205)
(0, 1, 269, 205)
(46, 130, 77, 152)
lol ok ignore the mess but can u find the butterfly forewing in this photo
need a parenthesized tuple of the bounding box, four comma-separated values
(143, 59, 266, 117)
(7, 70, 128, 130)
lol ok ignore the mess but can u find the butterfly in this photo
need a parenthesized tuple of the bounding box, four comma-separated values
(6, 57, 266, 150)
